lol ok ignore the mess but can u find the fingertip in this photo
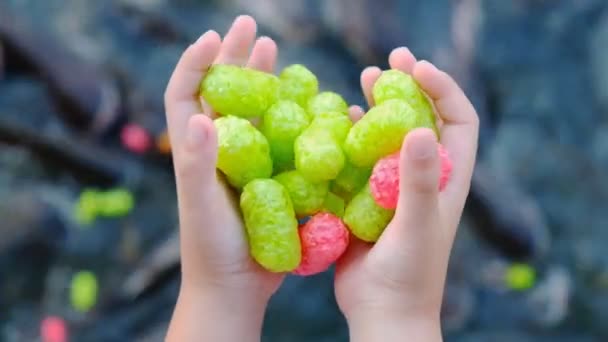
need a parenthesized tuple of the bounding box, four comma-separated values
(217, 15, 258, 65)
(236, 14, 256, 24)
(185, 114, 216, 151)
(233, 14, 257, 31)
(388, 47, 417, 74)
(400, 128, 439, 172)
(361, 66, 382, 80)
(413, 60, 438, 83)
(361, 66, 382, 107)
(247, 36, 278, 72)
(348, 105, 365, 122)
(257, 35, 276, 45)
(402, 127, 438, 149)
(196, 29, 221, 45)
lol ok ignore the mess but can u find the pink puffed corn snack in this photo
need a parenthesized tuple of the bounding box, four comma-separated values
(293, 212, 349, 276)
(369, 143, 452, 209)
(369, 151, 400, 209)
(437, 144, 452, 191)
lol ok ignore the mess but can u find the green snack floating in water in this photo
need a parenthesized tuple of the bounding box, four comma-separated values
(331, 161, 372, 202)
(344, 99, 437, 167)
(373, 69, 438, 135)
(307, 91, 348, 118)
(240, 179, 301, 272)
(322, 192, 345, 217)
(200, 64, 279, 118)
(278, 64, 319, 108)
(505, 263, 536, 291)
(74, 189, 99, 225)
(70, 270, 98, 312)
(273, 170, 328, 217)
(215, 116, 273, 188)
(295, 128, 345, 182)
(97, 188, 134, 218)
(343, 184, 394, 242)
(261, 101, 311, 173)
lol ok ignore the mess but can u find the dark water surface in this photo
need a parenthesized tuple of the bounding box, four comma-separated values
(1, 0, 608, 341)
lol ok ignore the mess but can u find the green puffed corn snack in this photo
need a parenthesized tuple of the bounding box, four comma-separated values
(240, 179, 301, 272)
(273, 170, 328, 217)
(309, 111, 352, 143)
(215, 116, 273, 188)
(343, 184, 394, 242)
(307, 91, 348, 118)
(373, 69, 438, 135)
(344, 99, 436, 167)
(70, 271, 98, 312)
(322, 192, 345, 218)
(200, 64, 279, 118)
(294, 128, 345, 182)
(97, 188, 134, 218)
(278, 64, 319, 107)
(261, 101, 311, 173)
(74, 189, 99, 225)
(331, 161, 372, 201)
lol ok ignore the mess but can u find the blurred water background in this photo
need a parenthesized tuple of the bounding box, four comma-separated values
(1, 0, 608, 341)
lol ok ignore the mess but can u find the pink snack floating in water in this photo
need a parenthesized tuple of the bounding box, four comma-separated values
(369, 143, 452, 209)
(293, 212, 349, 276)
(40, 316, 68, 342)
(121, 123, 151, 154)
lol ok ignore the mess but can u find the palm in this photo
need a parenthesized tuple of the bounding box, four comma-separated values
(335, 48, 478, 315)
(164, 16, 284, 296)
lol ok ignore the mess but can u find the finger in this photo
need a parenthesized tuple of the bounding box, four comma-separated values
(389, 128, 441, 241)
(388, 47, 417, 74)
(246, 36, 278, 72)
(215, 15, 257, 65)
(361, 66, 382, 108)
(348, 105, 365, 123)
(413, 61, 479, 224)
(165, 30, 221, 149)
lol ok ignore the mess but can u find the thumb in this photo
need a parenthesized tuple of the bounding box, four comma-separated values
(176, 114, 219, 197)
(372, 127, 444, 290)
(174, 114, 230, 269)
(394, 128, 440, 230)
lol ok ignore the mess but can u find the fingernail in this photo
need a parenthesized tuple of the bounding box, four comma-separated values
(186, 119, 206, 147)
(407, 133, 436, 161)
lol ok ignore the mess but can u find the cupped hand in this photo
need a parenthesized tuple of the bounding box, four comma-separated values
(164, 16, 282, 341)
(335, 48, 479, 340)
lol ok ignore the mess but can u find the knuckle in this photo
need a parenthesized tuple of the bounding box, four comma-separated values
(175, 153, 199, 180)
(410, 178, 437, 195)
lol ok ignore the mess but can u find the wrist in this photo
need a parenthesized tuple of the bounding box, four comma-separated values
(346, 307, 442, 342)
(166, 282, 269, 342)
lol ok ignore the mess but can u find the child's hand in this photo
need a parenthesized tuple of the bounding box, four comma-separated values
(335, 48, 479, 341)
(163, 16, 281, 341)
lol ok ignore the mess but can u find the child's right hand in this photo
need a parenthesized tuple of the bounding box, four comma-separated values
(335, 48, 480, 341)
(164, 16, 283, 342)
